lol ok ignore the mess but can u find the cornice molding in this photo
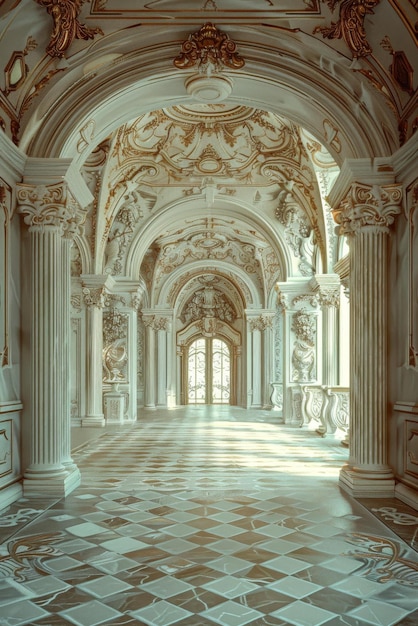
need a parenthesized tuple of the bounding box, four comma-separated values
(22, 157, 93, 208)
(327, 157, 397, 209)
(0, 132, 26, 180)
(391, 133, 418, 185)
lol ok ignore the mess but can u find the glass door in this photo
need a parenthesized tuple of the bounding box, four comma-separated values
(187, 337, 230, 404)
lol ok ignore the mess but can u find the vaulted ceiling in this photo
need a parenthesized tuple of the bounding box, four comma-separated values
(1, 1, 416, 309)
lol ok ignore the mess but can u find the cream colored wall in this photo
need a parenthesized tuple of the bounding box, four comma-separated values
(388, 137, 418, 508)
(0, 134, 25, 507)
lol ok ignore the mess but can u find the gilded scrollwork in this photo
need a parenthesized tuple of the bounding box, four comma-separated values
(173, 23, 245, 74)
(314, 0, 381, 59)
(36, 0, 103, 58)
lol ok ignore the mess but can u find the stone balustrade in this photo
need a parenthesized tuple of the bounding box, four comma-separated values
(290, 384, 350, 443)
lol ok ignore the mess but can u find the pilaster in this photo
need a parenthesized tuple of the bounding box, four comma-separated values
(81, 274, 114, 426)
(311, 274, 340, 386)
(142, 311, 157, 410)
(246, 312, 274, 408)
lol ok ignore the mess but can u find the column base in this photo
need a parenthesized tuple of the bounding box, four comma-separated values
(23, 466, 81, 498)
(81, 415, 105, 427)
(339, 465, 395, 498)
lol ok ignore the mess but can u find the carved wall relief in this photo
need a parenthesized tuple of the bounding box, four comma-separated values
(275, 188, 315, 276)
(274, 308, 283, 382)
(0, 182, 11, 367)
(181, 286, 237, 325)
(291, 308, 317, 382)
(137, 314, 144, 389)
(407, 184, 418, 368)
(103, 307, 128, 382)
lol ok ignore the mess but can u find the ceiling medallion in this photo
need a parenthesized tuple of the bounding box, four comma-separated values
(174, 23, 245, 103)
(184, 74, 233, 103)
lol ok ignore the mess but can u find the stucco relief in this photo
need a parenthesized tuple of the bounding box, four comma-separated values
(102, 308, 128, 382)
(110, 107, 306, 187)
(291, 308, 317, 382)
(0, 182, 11, 366)
(407, 185, 418, 368)
(274, 186, 315, 276)
(181, 286, 236, 324)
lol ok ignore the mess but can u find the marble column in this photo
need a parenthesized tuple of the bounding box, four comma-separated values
(17, 181, 83, 496)
(247, 314, 270, 408)
(156, 318, 169, 407)
(143, 313, 156, 410)
(262, 314, 275, 409)
(331, 175, 402, 497)
(81, 275, 112, 427)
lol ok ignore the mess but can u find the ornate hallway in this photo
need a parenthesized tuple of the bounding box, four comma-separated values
(1, 408, 417, 625)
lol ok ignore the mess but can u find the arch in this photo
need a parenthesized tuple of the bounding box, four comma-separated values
(157, 261, 261, 310)
(22, 26, 398, 163)
(125, 196, 293, 284)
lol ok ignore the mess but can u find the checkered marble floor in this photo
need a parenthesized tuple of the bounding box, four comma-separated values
(1, 406, 418, 626)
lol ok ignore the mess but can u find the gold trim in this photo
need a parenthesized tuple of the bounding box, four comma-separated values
(314, 0, 381, 59)
(36, 0, 103, 58)
(174, 23, 245, 72)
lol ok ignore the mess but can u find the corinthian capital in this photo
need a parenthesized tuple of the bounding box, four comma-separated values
(82, 286, 106, 309)
(332, 182, 402, 236)
(17, 181, 84, 236)
(248, 315, 273, 332)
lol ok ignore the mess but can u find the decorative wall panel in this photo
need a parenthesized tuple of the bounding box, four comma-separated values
(405, 420, 418, 480)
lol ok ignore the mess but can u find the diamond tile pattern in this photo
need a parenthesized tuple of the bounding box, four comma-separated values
(0, 406, 417, 626)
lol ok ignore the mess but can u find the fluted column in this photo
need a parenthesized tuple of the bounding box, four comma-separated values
(262, 314, 275, 408)
(143, 313, 156, 410)
(17, 181, 83, 496)
(332, 178, 402, 496)
(164, 313, 175, 408)
(81, 276, 111, 427)
(155, 316, 169, 407)
(247, 314, 270, 408)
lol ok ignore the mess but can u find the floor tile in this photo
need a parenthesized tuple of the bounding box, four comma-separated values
(1, 407, 417, 626)
(59, 599, 123, 625)
(271, 600, 338, 626)
(130, 599, 193, 625)
(200, 599, 264, 625)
